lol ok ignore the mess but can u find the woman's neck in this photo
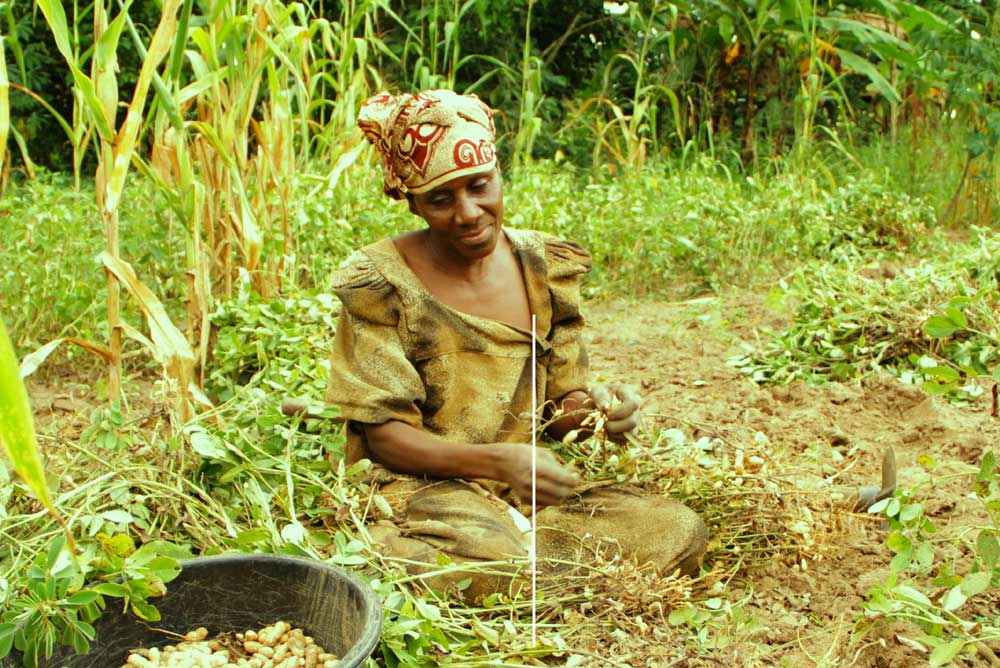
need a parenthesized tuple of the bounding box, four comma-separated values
(422, 229, 502, 284)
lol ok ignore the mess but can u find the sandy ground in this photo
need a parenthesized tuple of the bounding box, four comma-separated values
(582, 295, 1000, 668)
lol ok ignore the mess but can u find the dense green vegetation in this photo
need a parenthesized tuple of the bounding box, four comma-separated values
(1, 0, 999, 666)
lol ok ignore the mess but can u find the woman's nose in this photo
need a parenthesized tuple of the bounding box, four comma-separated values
(454, 191, 480, 224)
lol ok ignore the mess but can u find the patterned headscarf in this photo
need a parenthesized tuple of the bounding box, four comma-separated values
(358, 90, 497, 200)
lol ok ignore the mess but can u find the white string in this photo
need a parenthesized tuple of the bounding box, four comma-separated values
(531, 313, 537, 646)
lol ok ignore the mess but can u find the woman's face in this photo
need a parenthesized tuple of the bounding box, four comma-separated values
(408, 167, 504, 263)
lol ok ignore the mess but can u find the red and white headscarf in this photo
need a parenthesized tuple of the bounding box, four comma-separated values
(358, 90, 497, 200)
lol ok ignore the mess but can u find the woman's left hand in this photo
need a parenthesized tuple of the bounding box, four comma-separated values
(588, 383, 642, 443)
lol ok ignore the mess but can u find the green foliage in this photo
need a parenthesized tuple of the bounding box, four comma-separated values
(506, 159, 935, 297)
(0, 538, 99, 667)
(80, 402, 132, 451)
(3, 0, 164, 173)
(0, 535, 187, 667)
(207, 289, 341, 403)
(731, 224, 1000, 396)
(862, 451, 1000, 666)
(0, 172, 181, 358)
(9, 0, 999, 176)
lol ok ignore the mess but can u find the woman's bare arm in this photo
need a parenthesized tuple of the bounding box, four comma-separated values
(363, 421, 579, 506)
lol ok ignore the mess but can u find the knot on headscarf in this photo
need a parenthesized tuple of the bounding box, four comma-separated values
(358, 90, 497, 200)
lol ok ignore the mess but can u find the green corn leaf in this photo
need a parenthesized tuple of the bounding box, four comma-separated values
(0, 316, 53, 511)
(0, 31, 9, 174)
(32, 0, 76, 65)
(167, 0, 196, 82)
(34, 0, 114, 141)
(103, 0, 181, 214)
(94, 5, 130, 71)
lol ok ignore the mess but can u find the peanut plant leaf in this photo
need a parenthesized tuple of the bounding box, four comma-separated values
(945, 306, 968, 329)
(977, 531, 999, 569)
(929, 639, 966, 667)
(923, 316, 960, 339)
(959, 571, 992, 597)
(940, 585, 966, 612)
(0, 317, 53, 510)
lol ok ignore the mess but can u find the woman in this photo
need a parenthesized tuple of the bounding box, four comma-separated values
(326, 90, 706, 600)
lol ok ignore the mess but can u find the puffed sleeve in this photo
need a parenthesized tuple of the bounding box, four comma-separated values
(542, 235, 593, 401)
(325, 250, 425, 429)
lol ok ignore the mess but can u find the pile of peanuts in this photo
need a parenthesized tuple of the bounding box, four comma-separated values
(122, 622, 339, 668)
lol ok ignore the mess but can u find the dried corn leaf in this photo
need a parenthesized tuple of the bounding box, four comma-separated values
(19, 337, 112, 378)
(102, 252, 194, 366)
(101, 252, 209, 419)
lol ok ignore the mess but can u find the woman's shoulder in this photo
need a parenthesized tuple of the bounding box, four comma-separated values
(507, 228, 592, 279)
(331, 239, 406, 323)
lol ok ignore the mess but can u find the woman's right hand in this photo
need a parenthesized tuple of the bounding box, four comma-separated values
(497, 444, 580, 508)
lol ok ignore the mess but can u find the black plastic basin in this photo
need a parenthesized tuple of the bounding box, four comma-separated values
(8, 554, 382, 668)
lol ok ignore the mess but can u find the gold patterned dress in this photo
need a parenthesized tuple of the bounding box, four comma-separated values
(326, 228, 706, 600)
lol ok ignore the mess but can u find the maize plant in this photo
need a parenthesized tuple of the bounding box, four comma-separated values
(35, 0, 201, 421)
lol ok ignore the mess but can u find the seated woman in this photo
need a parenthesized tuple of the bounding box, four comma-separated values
(326, 89, 707, 601)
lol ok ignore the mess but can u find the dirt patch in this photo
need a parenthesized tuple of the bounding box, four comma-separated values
(582, 295, 1000, 667)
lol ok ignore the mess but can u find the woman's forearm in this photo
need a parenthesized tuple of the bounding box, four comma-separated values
(364, 420, 581, 506)
(363, 420, 510, 480)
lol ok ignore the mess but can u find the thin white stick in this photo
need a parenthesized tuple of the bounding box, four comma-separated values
(531, 313, 537, 646)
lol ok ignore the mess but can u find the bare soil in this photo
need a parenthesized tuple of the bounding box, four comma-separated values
(582, 294, 1000, 668)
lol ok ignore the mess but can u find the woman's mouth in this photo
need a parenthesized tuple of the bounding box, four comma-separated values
(457, 226, 491, 244)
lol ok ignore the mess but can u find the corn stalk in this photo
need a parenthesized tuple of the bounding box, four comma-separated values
(512, 0, 542, 169)
(560, 0, 679, 173)
(0, 24, 8, 189)
(35, 0, 201, 420)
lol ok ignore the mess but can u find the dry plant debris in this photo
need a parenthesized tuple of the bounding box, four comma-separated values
(122, 622, 338, 668)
